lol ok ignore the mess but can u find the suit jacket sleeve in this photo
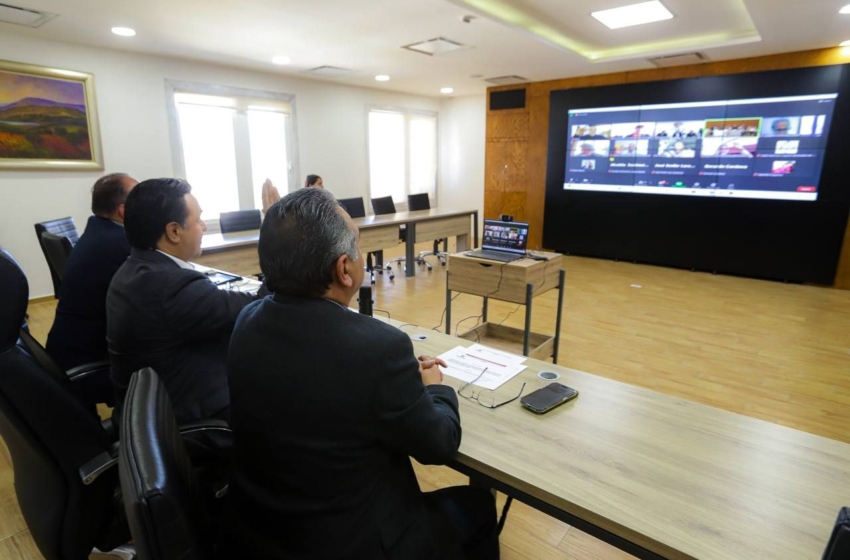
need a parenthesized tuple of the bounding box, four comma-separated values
(373, 332, 461, 465)
(162, 273, 257, 340)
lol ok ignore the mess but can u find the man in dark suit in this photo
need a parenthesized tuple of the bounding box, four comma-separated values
(47, 173, 138, 374)
(219, 188, 499, 560)
(106, 178, 277, 423)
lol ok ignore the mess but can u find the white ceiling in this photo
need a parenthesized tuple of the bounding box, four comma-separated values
(1, 0, 850, 97)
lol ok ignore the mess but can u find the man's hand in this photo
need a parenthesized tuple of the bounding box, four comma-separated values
(418, 355, 446, 386)
(261, 179, 281, 215)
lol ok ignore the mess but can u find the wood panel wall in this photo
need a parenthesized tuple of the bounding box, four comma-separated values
(484, 47, 850, 288)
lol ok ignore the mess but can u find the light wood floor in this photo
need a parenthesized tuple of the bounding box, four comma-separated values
(8, 243, 850, 559)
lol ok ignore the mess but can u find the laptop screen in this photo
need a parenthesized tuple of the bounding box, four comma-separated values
(482, 220, 530, 254)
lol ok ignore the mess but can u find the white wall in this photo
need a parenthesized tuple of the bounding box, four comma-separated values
(1, 32, 477, 297)
(439, 94, 486, 237)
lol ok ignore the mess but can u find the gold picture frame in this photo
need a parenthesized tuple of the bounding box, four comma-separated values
(0, 58, 103, 170)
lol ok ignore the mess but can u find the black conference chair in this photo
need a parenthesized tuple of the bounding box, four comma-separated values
(370, 196, 429, 274)
(339, 197, 390, 284)
(408, 193, 448, 266)
(823, 507, 850, 559)
(41, 232, 73, 290)
(219, 209, 261, 234)
(0, 247, 133, 560)
(120, 368, 230, 560)
(35, 217, 79, 298)
(18, 326, 114, 409)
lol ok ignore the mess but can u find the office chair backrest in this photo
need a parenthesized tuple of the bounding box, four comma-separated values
(120, 367, 210, 560)
(407, 193, 431, 212)
(371, 196, 397, 216)
(219, 210, 261, 234)
(338, 197, 366, 219)
(34, 217, 79, 297)
(40, 232, 73, 284)
(823, 507, 850, 559)
(0, 247, 127, 559)
(35, 217, 80, 247)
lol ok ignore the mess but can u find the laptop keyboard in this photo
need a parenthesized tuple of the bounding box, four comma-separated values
(467, 249, 523, 262)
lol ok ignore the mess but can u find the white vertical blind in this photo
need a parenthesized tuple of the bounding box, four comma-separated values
(176, 103, 239, 219)
(409, 116, 437, 196)
(368, 111, 406, 201)
(248, 110, 289, 210)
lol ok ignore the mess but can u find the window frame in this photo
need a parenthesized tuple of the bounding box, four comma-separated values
(365, 105, 439, 213)
(166, 80, 300, 232)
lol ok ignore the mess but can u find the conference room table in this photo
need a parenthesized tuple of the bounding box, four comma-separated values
(197, 256, 850, 559)
(378, 318, 850, 560)
(195, 207, 478, 278)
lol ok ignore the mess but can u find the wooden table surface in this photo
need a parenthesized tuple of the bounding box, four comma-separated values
(351, 207, 476, 229)
(385, 319, 850, 560)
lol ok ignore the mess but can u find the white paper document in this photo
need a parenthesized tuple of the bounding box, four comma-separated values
(438, 344, 527, 391)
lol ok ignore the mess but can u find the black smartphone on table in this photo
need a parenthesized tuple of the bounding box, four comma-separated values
(520, 382, 578, 414)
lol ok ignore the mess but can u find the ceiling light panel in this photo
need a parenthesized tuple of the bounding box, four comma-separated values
(591, 1, 674, 30)
(403, 37, 469, 56)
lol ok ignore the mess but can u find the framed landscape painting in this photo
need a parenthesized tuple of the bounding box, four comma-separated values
(0, 59, 103, 170)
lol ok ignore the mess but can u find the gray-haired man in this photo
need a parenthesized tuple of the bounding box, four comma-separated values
(220, 188, 499, 560)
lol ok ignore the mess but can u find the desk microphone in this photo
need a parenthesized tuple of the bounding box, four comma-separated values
(358, 285, 373, 316)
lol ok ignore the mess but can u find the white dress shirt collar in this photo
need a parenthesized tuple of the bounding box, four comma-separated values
(155, 249, 194, 270)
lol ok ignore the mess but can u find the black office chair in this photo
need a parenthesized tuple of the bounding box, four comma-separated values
(41, 232, 73, 290)
(18, 326, 114, 409)
(823, 507, 850, 559)
(119, 367, 228, 560)
(339, 197, 390, 284)
(35, 217, 79, 298)
(219, 210, 261, 234)
(370, 196, 430, 274)
(0, 247, 133, 560)
(408, 193, 448, 266)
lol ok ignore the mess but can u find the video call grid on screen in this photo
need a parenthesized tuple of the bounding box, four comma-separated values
(563, 94, 838, 201)
(482, 220, 529, 254)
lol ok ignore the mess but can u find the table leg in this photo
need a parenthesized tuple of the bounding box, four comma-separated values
(554, 269, 566, 364)
(446, 275, 452, 335)
(523, 283, 532, 357)
(482, 296, 489, 323)
(405, 223, 416, 278)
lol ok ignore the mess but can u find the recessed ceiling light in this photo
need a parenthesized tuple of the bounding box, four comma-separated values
(111, 26, 136, 37)
(375, 75, 390, 82)
(841, 5, 850, 14)
(841, 40, 850, 47)
(440, 87, 454, 94)
(272, 55, 291, 65)
(591, 1, 673, 30)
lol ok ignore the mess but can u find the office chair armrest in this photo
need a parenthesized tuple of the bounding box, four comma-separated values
(178, 419, 231, 435)
(180, 420, 233, 465)
(79, 441, 120, 485)
(101, 418, 117, 441)
(66, 359, 110, 382)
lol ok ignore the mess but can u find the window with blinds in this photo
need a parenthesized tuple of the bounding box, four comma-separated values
(368, 108, 437, 206)
(169, 86, 297, 228)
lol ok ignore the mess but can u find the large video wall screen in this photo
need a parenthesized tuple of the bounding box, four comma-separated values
(564, 95, 837, 201)
(543, 65, 850, 284)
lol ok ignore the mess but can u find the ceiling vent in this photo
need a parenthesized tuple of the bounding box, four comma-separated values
(301, 66, 355, 77)
(484, 75, 528, 86)
(648, 52, 706, 68)
(0, 2, 55, 27)
(403, 37, 469, 56)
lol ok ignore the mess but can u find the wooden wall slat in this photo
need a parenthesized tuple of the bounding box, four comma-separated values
(484, 47, 850, 285)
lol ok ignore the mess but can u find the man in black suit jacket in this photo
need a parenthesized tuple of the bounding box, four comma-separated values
(219, 188, 499, 559)
(47, 173, 138, 372)
(106, 178, 277, 423)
